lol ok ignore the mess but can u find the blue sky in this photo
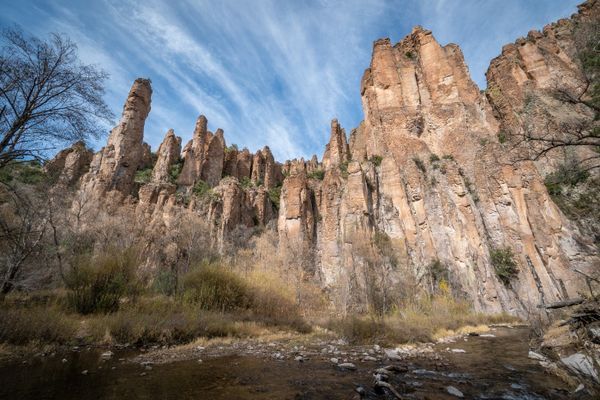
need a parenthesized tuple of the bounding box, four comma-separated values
(0, 0, 581, 161)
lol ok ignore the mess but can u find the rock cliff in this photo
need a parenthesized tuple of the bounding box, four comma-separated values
(51, 1, 598, 318)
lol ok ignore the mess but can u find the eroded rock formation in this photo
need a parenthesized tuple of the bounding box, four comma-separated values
(80, 78, 152, 200)
(54, 1, 598, 318)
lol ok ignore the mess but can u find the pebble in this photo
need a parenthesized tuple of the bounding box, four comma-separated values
(337, 362, 357, 371)
(330, 358, 339, 364)
(61, 358, 68, 363)
(197, 359, 203, 364)
(100, 351, 113, 360)
(446, 386, 464, 397)
(451, 349, 466, 353)
(81, 370, 88, 375)
(479, 334, 495, 338)
(528, 351, 547, 361)
(362, 356, 377, 362)
(294, 356, 304, 362)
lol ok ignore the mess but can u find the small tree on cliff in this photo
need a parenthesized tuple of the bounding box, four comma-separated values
(0, 27, 113, 169)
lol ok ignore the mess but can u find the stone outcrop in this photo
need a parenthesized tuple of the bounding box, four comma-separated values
(485, 0, 598, 173)
(251, 147, 283, 189)
(152, 129, 182, 183)
(277, 15, 597, 314)
(322, 119, 349, 169)
(45, 141, 93, 186)
(80, 78, 152, 198)
(57, 1, 598, 320)
(201, 129, 226, 187)
(178, 115, 208, 186)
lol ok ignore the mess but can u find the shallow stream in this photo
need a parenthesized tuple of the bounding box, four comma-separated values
(0, 327, 585, 399)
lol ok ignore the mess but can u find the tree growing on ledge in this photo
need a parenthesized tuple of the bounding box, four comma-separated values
(0, 27, 113, 169)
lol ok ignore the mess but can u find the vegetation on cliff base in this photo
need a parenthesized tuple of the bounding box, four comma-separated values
(490, 247, 519, 285)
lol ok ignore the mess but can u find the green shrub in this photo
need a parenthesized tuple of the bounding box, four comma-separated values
(369, 155, 383, 167)
(339, 161, 349, 178)
(0, 161, 47, 184)
(65, 249, 140, 314)
(192, 180, 211, 197)
(240, 176, 252, 188)
(429, 154, 440, 163)
(442, 154, 454, 161)
(153, 269, 178, 296)
(268, 186, 282, 209)
(413, 157, 426, 173)
(497, 131, 507, 143)
(307, 169, 325, 180)
(405, 51, 415, 60)
(428, 259, 448, 287)
(169, 161, 183, 183)
(490, 247, 519, 285)
(225, 144, 239, 153)
(544, 162, 590, 196)
(134, 168, 152, 184)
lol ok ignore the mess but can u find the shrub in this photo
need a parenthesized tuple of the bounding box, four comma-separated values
(0, 306, 77, 345)
(428, 259, 448, 288)
(182, 264, 252, 312)
(65, 249, 140, 314)
(134, 168, 152, 184)
(544, 162, 590, 196)
(225, 144, 239, 153)
(192, 180, 211, 197)
(0, 162, 47, 184)
(490, 247, 519, 285)
(405, 51, 415, 60)
(307, 169, 325, 180)
(429, 154, 440, 163)
(339, 161, 349, 178)
(412, 157, 426, 173)
(169, 161, 183, 183)
(369, 155, 383, 167)
(268, 186, 281, 209)
(497, 131, 507, 143)
(153, 269, 178, 296)
(240, 176, 252, 188)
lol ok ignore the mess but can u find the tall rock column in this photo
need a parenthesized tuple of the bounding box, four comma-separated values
(178, 115, 208, 186)
(152, 129, 182, 183)
(80, 78, 152, 199)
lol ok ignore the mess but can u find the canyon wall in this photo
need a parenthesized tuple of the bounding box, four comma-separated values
(51, 1, 599, 316)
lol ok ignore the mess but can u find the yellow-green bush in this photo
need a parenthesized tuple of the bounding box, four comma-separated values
(0, 306, 77, 345)
(64, 249, 140, 314)
(182, 264, 252, 312)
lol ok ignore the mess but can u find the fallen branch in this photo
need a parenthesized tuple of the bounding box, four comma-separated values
(538, 298, 585, 309)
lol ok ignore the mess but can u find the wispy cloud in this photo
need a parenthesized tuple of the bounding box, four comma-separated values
(0, 0, 581, 160)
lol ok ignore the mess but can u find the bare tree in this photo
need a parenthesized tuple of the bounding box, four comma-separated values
(0, 27, 113, 168)
(0, 183, 49, 295)
(511, 17, 599, 171)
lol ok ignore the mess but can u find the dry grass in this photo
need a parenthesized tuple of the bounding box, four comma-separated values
(0, 305, 78, 345)
(327, 294, 520, 345)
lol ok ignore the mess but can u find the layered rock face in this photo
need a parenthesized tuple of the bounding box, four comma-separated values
(152, 129, 182, 183)
(278, 21, 597, 314)
(485, 0, 599, 173)
(54, 1, 598, 318)
(44, 141, 93, 186)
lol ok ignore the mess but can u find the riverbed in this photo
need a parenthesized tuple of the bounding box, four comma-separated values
(0, 327, 585, 399)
